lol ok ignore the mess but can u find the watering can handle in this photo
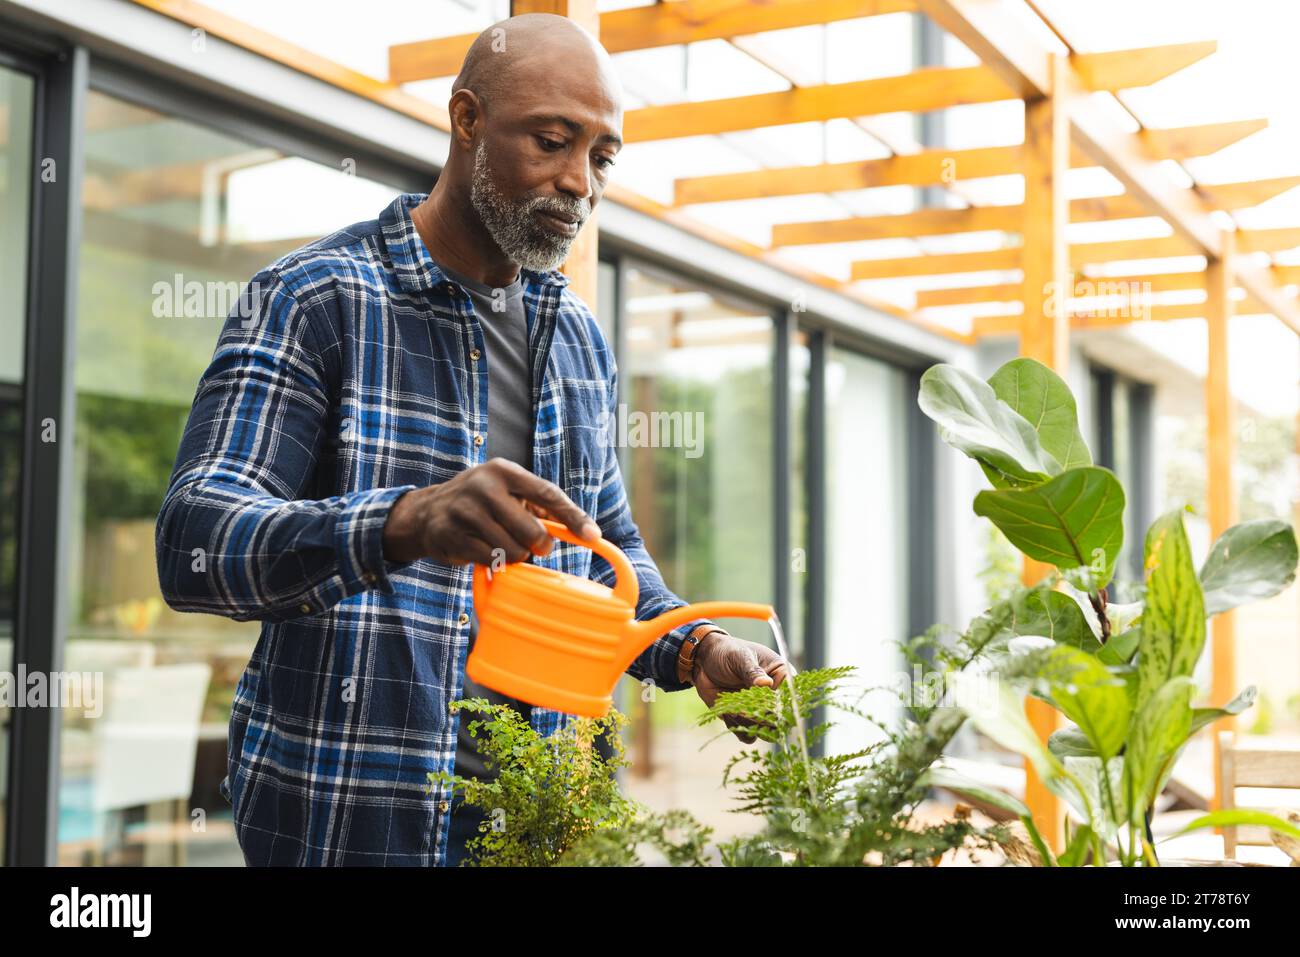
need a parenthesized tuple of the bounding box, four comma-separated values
(472, 519, 640, 612)
(536, 519, 639, 608)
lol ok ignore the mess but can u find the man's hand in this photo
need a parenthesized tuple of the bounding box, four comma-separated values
(692, 632, 791, 743)
(382, 458, 600, 566)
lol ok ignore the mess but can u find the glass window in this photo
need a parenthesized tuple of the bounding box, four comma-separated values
(824, 346, 909, 759)
(59, 89, 403, 866)
(0, 61, 36, 865)
(613, 264, 775, 843)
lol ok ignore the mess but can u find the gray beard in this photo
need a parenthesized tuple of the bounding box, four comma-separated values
(469, 140, 589, 273)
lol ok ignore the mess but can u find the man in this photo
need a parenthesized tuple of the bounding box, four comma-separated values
(156, 13, 789, 867)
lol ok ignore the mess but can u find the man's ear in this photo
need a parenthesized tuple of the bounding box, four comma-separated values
(448, 89, 482, 151)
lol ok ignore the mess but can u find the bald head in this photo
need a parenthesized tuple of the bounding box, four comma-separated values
(421, 14, 624, 279)
(452, 14, 620, 114)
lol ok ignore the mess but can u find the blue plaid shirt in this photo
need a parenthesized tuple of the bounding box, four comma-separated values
(156, 192, 705, 866)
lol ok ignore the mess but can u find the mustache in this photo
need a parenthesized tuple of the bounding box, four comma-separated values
(525, 194, 589, 224)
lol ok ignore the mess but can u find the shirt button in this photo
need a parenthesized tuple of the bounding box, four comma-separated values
(362, 571, 377, 586)
(458, 613, 470, 626)
(438, 800, 450, 813)
(299, 602, 312, 614)
(469, 348, 481, 361)
(473, 434, 484, 447)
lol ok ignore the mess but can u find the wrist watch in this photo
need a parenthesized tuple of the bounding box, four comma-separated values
(676, 624, 727, 686)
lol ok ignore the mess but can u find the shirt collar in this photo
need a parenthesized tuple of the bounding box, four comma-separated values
(380, 192, 571, 295)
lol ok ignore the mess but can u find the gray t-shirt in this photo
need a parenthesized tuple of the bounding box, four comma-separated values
(440, 264, 534, 780)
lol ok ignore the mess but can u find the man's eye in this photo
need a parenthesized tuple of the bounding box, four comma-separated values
(537, 136, 564, 151)
(595, 156, 616, 170)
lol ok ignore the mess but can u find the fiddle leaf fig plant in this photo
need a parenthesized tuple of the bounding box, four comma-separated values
(919, 356, 1300, 865)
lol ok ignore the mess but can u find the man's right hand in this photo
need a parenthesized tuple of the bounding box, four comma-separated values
(381, 458, 601, 566)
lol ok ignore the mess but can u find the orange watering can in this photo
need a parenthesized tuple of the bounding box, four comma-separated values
(468, 520, 775, 717)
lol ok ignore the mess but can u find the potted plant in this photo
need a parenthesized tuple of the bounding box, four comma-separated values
(916, 356, 1300, 865)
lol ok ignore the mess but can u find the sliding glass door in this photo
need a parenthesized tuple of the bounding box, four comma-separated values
(0, 58, 36, 866)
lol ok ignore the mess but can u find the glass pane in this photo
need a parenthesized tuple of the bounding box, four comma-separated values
(824, 346, 909, 759)
(614, 264, 775, 843)
(787, 329, 810, 667)
(60, 89, 402, 866)
(0, 62, 36, 866)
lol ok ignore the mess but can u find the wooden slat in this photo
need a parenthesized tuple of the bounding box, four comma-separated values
(1141, 119, 1268, 160)
(673, 122, 1267, 205)
(772, 205, 1020, 246)
(1237, 227, 1300, 254)
(1071, 41, 1216, 92)
(1232, 749, 1300, 789)
(1070, 234, 1198, 265)
(675, 145, 1019, 205)
(776, 186, 1300, 247)
(389, 0, 918, 82)
(625, 66, 1013, 142)
(1198, 176, 1300, 211)
(919, 0, 1298, 332)
(851, 247, 1020, 280)
(917, 270, 1208, 307)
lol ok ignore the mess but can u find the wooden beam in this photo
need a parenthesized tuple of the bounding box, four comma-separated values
(1237, 227, 1300, 255)
(1275, 265, 1300, 285)
(1206, 231, 1238, 812)
(1071, 41, 1216, 92)
(854, 228, 1300, 281)
(672, 121, 1267, 205)
(1141, 119, 1268, 161)
(851, 247, 1020, 281)
(970, 299, 1272, 336)
(776, 186, 1300, 248)
(916, 0, 1300, 334)
(1018, 51, 1070, 853)
(772, 205, 1020, 246)
(625, 66, 1013, 142)
(918, 270, 1210, 308)
(512, 0, 600, 307)
(1198, 176, 1300, 211)
(389, 0, 918, 82)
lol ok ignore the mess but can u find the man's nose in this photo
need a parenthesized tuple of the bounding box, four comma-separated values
(554, 149, 593, 204)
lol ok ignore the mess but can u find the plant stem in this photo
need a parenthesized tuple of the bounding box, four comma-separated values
(1088, 588, 1112, 643)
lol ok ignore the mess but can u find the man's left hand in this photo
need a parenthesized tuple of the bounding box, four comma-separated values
(692, 632, 791, 743)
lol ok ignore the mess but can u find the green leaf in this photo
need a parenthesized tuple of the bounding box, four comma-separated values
(973, 467, 1126, 588)
(1048, 726, 1097, 760)
(1065, 755, 1124, 840)
(1167, 809, 1300, 845)
(1097, 627, 1141, 666)
(1199, 519, 1298, 617)
(920, 767, 1032, 819)
(1137, 510, 1206, 712)
(1189, 686, 1257, 736)
(1010, 585, 1100, 652)
(1043, 646, 1131, 760)
(988, 358, 1092, 472)
(950, 671, 1063, 790)
(1057, 822, 1094, 867)
(1123, 677, 1195, 826)
(918, 364, 1059, 489)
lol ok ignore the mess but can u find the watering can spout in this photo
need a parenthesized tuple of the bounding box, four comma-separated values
(623, 601, 776, 671)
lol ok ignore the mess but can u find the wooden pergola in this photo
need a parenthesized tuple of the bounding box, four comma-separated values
(130, 0, 1300, 850)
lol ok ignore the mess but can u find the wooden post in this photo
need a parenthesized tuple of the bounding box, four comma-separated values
(1206, 229, 1237, 811)
(510, 0, 600, 307)
(1018, 53, 1071, 852)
